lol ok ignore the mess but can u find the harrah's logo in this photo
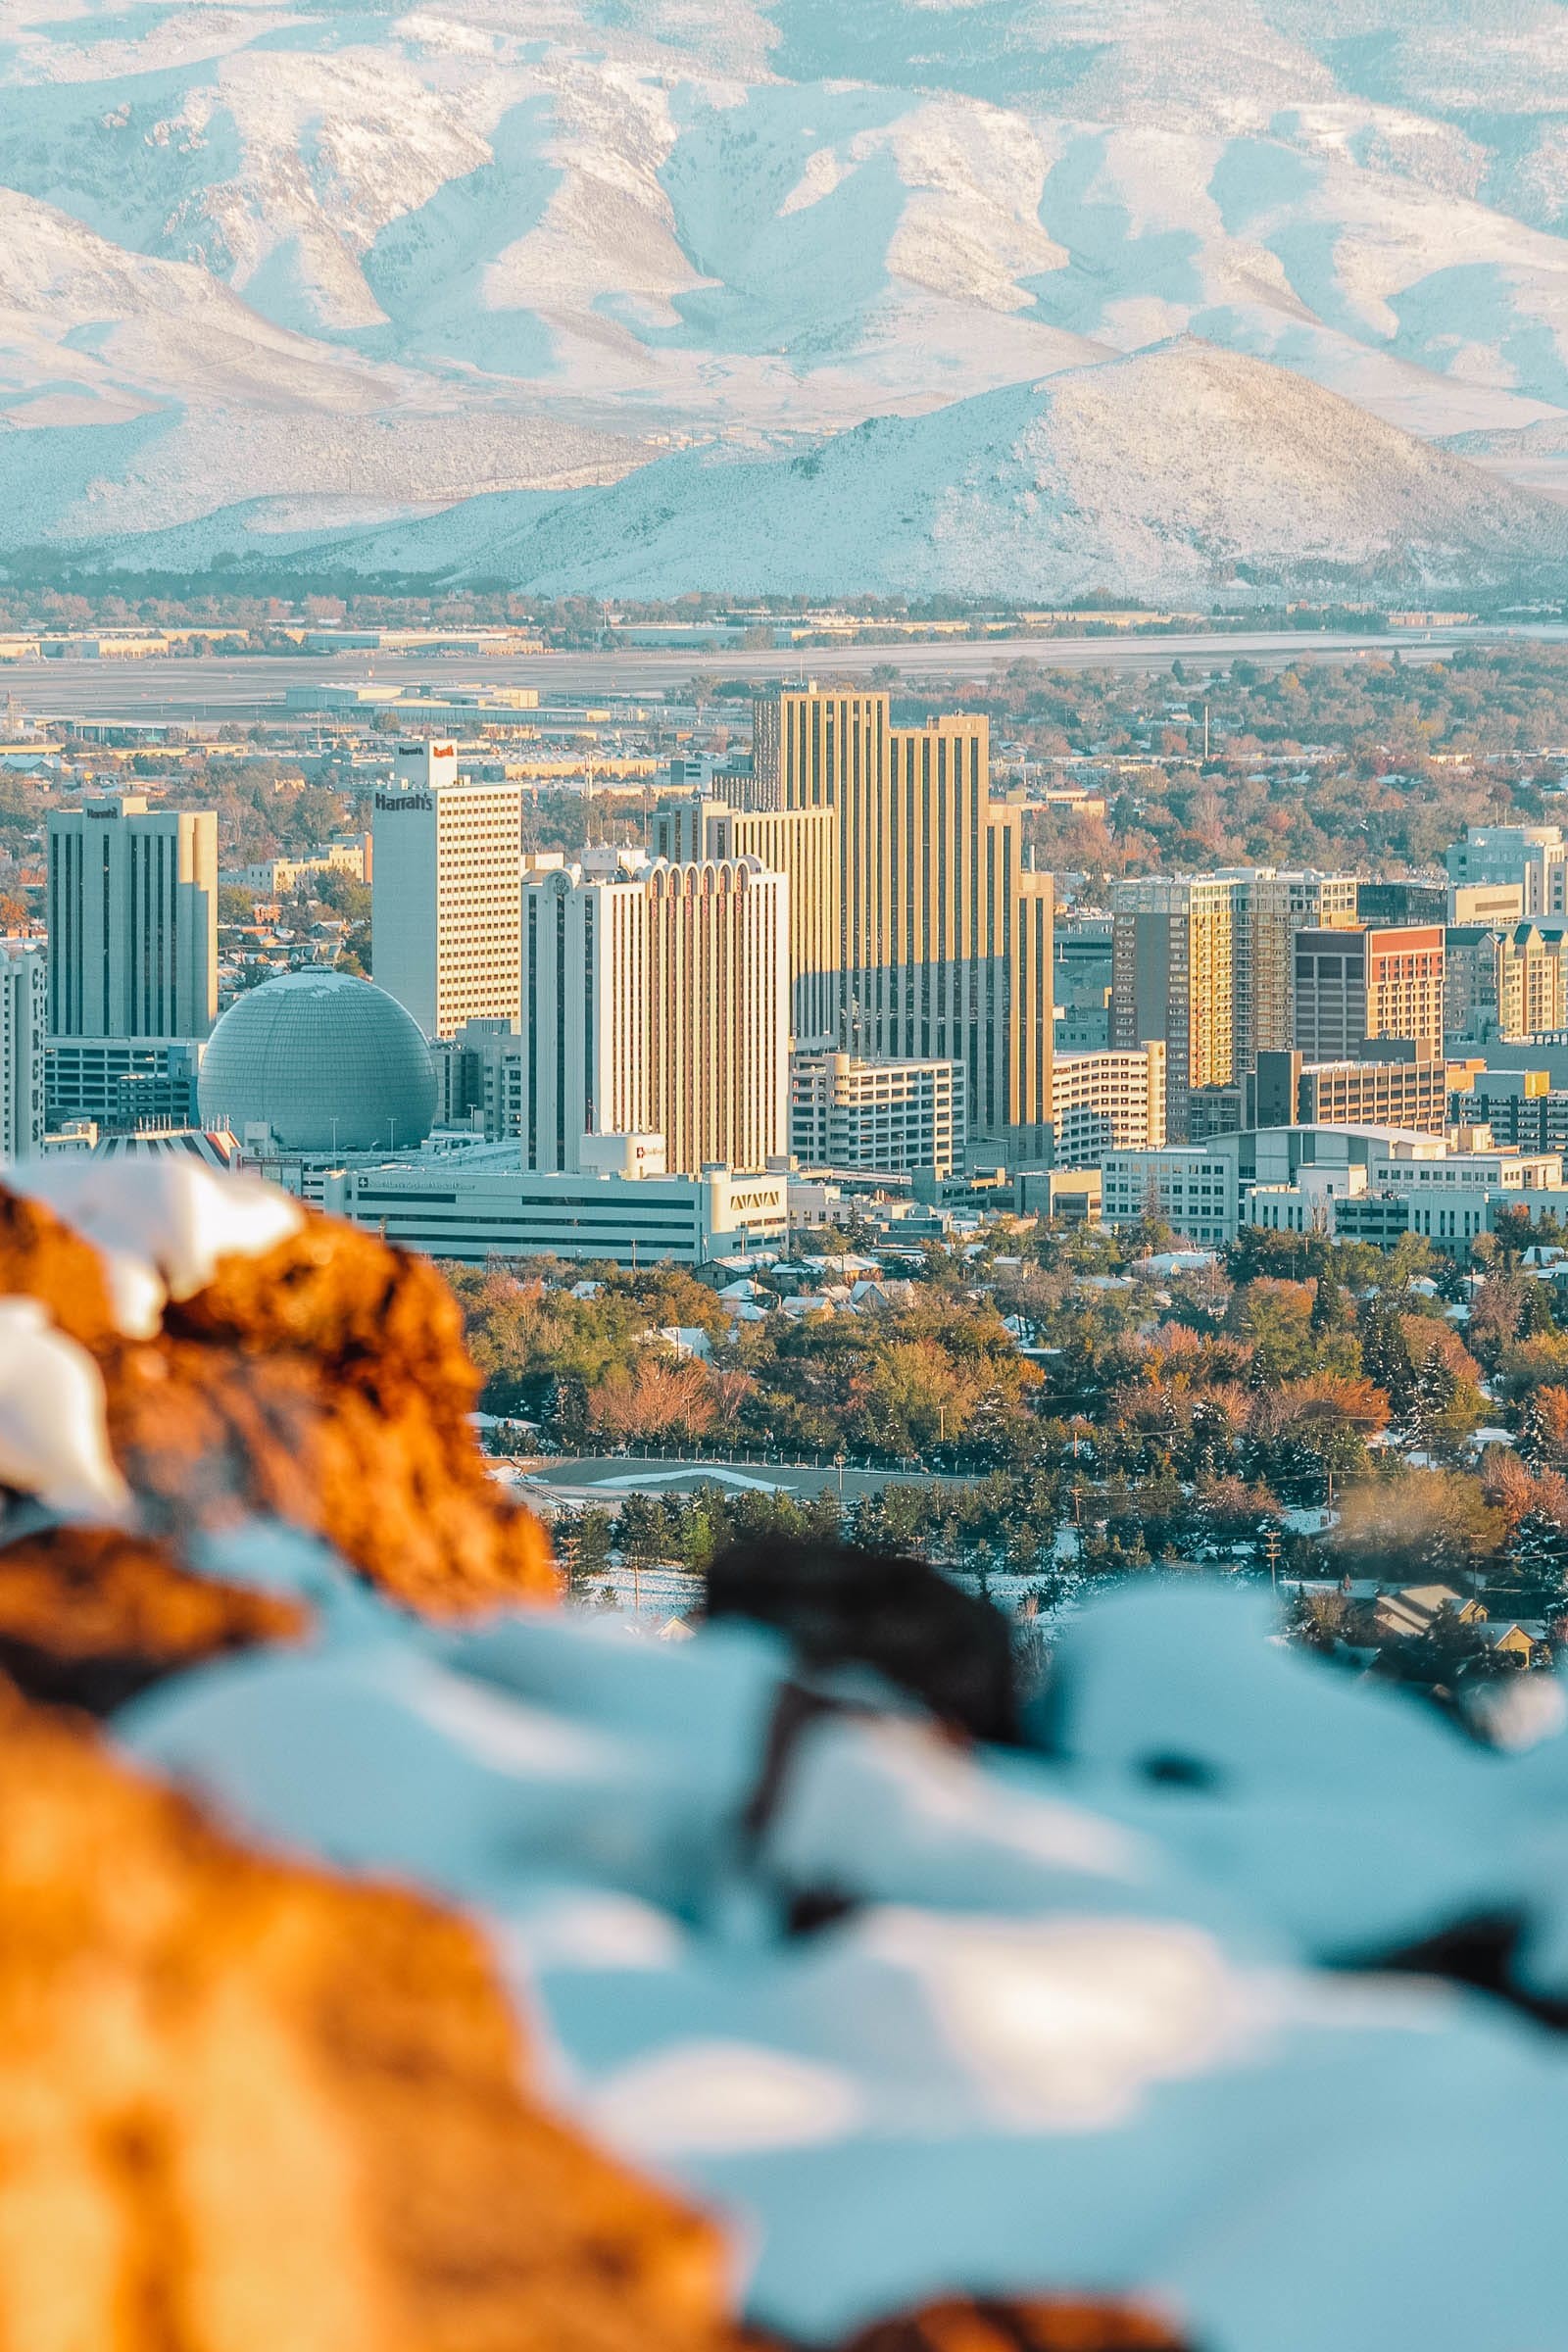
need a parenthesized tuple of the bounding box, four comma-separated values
(375, 792, 434, 812)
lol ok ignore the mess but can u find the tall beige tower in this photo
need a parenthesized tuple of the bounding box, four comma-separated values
(1111, 876, 1238, 1142)
(753, 691, 1054, 1158)
(520, 852, 789, 1179)
(47, 797, 218, 1039)
(653, 795, 840, 1052)
(371, 743, 526, 1039)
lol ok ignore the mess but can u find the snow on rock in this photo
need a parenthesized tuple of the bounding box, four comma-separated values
(101, 1562, 1568, 2352)
(0, 1297, 129, 1521)
(7, 1157, 303, 1337)
(1030, 1580, 1523, 1957)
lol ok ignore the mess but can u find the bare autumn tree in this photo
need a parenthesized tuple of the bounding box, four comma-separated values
(588, 1357, 716, 1445)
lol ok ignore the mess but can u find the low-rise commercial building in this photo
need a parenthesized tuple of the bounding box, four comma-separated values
(324, 1145, 790, 1267)
(1101, 1144, 1240, 1246)
(1249, 1043, 1449, 1136)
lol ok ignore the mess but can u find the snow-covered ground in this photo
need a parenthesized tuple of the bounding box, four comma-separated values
(6, 0, 1568, 582)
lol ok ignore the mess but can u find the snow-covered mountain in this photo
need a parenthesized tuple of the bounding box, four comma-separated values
(291, 342, 1568, 599)
(5, 0, 1568, 590)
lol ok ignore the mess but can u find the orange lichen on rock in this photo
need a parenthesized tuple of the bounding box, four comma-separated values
(0, 1178, 558, 1617)
(835, 2299, 1192, 2352)
(0, 1181, 118, 1348)
(103, 1332, 557, 1615)
(0, 1523, 308, 1712)
(164, 1219, 482, 1435)
(0, 1685, 731, 2352)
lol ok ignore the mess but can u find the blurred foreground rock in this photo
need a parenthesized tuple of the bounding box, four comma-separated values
(0, 1681, 728, 2352)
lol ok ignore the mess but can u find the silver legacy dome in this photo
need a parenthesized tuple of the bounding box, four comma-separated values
(198, 971, 437, 1153)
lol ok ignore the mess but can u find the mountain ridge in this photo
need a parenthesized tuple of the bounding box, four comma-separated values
(7, 1, 1568, 577)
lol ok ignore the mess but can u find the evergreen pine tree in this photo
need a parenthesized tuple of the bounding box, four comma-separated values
(1310, 1268, 1346, 1339)
(1360, 1302, 1416, 1425)
(1501, 1506, 1568, 1599)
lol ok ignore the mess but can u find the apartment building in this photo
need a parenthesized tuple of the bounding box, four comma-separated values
(1110, 876, 1238, 1142)
(790, 1052, 963, 1178)
(1051, 1043, 1167, 1165)
(1293, 924, 1445, 1060)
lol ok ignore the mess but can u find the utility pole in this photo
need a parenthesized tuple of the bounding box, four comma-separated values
(1264, 1523, 1282, 1596)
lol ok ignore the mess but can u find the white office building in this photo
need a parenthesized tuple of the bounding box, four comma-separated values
(371, 743, 527, 1038)
(47, 797, 218, 1039)
(790, 1052, 963, 1177)
(1102, 1144, 1240, 1246)
(325, 1142, 789, 1267)
(520, 850, 789, 1180)
(1446, 825, 1568, 919)
(0, 942, 46, 1161)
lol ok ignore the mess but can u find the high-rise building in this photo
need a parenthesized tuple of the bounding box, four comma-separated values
(1227, 869, 1359, 1068)
(519, 851, 789, 1178)
(754, 691, 1053, 1158)
(371, 743, 526, 1038)
(0, 941, 45, 1160)
(653, 794, 840, 1051)
(47, 797, 218, 1039)
(1111, 876, 1238, 1142)
(1445, 922, 1568, 1042)
(1293, 924, 1445, 1061)
(755, 686, 886, 815)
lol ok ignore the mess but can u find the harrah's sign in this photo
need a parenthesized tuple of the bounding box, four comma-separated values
(374, 792, 433, 812)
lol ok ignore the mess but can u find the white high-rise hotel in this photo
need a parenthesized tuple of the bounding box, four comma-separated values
(371, 745, 527, 1039)
(520, 850, 789, 1179)
(371, 754, 791, 1179)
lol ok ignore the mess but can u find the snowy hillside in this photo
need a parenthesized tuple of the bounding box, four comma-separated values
(292, 342, 1568, 599)
(5, 0, 1568, 582)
